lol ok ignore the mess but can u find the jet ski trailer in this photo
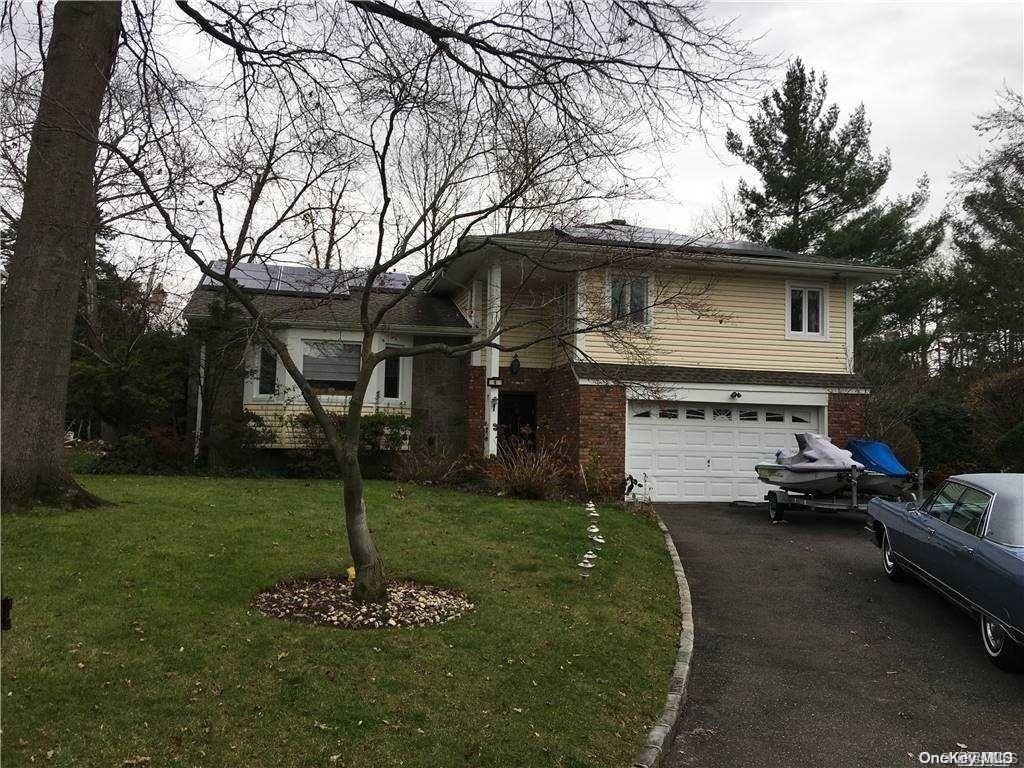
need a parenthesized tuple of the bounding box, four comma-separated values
(757, 434, 924, 522)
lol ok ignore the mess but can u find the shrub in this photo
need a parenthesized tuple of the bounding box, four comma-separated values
(484, 437, 570, 500)
(91, 426, 192, 475)
(287, 411, 412, 453)
(206, 410, 276, 471)
(393, 443, 477, 487)
(995, 422, 1024, 472)
(581, 454, 624, 502)
(965, 368, 1024, 465)
(908, 400, 977, 471)
(880, 422, 922, 472)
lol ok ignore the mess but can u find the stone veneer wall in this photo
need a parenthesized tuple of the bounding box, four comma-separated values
(827, 391, 869, 448)
(410, 335, 471, 453)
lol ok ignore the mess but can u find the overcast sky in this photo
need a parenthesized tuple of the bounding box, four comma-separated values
(624, 0, 1024, 232)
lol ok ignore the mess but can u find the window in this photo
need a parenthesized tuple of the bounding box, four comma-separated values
(925, 482, 965, 520)
(658, 408, 679, 419)
(303, 340, 361, 396)
(610, 276, 648, 323)
(712, 408, 733, 422)
(985, 499, 1024, 546)
(790, 409, 813, 424)
(787, 285, 826, 339)
(383, 356, 401, 399)
(685, 408, 706, 420)
(765, 411, 784, 423)
(946, 487, 990, 537)
(632, 408, 652, 418)
(739, 410, 759, 422)
(258, 346, 277, 395)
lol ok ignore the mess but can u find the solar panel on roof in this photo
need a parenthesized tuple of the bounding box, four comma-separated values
(558, 224, 800, 260)
(199, 261, 412, 297)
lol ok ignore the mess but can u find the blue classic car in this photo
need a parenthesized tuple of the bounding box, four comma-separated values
(867, 473, 1024, 671)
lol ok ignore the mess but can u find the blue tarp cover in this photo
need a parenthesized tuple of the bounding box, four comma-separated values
(847, 439, 911, 477)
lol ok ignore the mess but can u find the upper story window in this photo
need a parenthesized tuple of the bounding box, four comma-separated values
(610, 276, 649, 324)
(787, 284, 826, 340)
(303, 340, 361, 396)
(258, 346, 277, 395)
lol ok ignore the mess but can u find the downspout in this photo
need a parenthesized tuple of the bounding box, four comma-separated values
(193, 339, 206, 462)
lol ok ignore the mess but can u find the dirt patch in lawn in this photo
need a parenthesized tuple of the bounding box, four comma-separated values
(252, 575, 474, 629)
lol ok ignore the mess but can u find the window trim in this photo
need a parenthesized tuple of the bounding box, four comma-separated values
(380, 343, 408, 403)
(607, 272, 652, 328)
(250, 344, 278, 402)
(785, 281, 829, 341)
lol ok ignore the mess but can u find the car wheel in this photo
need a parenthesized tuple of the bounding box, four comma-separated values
(881, 529, 906, 582)
(768, 495, 786, 522)
(980, 615, 1024, 672)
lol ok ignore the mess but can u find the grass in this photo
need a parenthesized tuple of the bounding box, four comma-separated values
(1, 476, 678, 768)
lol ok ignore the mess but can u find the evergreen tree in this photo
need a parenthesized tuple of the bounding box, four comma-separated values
(946, 156, 1024, 373)
(727, 58, 945, 373)
(726, 58, 890, 252)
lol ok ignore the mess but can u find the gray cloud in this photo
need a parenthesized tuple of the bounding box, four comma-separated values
(628, 1, 1023, 233)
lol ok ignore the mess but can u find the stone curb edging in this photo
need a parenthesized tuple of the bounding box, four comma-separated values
(631, 514, 695, 768)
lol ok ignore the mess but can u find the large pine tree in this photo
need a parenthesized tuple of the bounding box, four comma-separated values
(726, 58, 890, 253)
(727, 58, 945, 371)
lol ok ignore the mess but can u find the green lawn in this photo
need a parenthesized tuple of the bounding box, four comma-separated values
(1, 476, 678, 768)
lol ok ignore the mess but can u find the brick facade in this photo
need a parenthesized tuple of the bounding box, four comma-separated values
(464, 363, 626, 491)
(411, 335, 470, 453)
(828, 391, 869, 447)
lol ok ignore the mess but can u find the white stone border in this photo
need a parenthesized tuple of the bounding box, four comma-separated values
(631, 514, 695, 768)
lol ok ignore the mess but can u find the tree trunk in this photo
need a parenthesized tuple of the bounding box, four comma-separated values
(0, 1, 121, 510)
(339, 362, 387, 603)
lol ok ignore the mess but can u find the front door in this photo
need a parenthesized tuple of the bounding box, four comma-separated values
(498, 392, 537, 445)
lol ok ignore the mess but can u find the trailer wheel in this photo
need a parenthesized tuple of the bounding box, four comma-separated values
(768, 494, 786, 522)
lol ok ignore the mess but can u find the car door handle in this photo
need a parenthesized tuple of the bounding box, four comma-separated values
(958, 545, 974, 557)
(926, 527, 935, 536)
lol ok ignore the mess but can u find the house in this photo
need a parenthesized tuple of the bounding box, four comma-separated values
(182, 222, 896, 501)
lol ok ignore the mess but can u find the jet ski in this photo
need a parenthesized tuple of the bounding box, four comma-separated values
(755, 433, 864, 496)
(846, 439, 916, 497)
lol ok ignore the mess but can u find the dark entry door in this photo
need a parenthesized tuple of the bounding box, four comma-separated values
(497, 392, 537, 444)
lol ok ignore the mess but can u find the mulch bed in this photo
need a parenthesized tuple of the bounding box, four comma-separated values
(252, 575, 474, 629)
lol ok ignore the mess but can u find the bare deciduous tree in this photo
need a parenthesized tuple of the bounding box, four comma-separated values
(8, 1, 759, 599)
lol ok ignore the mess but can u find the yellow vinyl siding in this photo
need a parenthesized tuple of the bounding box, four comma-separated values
(245, 402, 410, 449)
(498, 305, 556, 368)
(582, 271, 849, 373)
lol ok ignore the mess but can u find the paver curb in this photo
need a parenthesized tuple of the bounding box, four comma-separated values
(631, 514, 695, 768)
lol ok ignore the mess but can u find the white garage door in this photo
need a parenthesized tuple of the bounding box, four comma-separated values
(626, 402, 822, 502)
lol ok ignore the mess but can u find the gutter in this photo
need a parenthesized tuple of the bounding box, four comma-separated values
(434, 236, 899, 285)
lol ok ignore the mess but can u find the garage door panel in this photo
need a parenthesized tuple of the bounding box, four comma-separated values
(627, 401, 821, 502)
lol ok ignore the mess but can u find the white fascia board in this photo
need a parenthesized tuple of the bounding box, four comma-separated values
(579, 379, 867, 406)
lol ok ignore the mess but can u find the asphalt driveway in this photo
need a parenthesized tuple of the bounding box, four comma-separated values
(660, 503, 1024, 768)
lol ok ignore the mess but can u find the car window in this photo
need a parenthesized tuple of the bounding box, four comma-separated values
(985, 499, 1024, 547)
(925, 482, 964, 520)
(945, 487, 990, 536)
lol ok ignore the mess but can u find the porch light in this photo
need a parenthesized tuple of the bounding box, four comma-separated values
(577, 559, 595, 577)
(509, 354, 521, 376)
(587, 524, 600, 535)
(590, 535, 605, 551)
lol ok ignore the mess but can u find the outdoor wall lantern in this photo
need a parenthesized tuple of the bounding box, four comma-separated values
(509, 353, 521, 377)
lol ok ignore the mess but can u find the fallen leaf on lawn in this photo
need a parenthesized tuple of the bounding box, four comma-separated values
(122, 757, 151, 767)
(512, 707, 523, 713)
